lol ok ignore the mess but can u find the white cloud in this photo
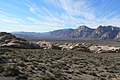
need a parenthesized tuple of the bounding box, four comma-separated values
(1, 0, 120, 32)
(0, 18, 21, 24)
(26, 0, 98, 30)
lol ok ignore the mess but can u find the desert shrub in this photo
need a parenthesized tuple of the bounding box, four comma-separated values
(0, 65, 4, 73)
(0, 48, 120, 80)
(2, 64, 20, 76)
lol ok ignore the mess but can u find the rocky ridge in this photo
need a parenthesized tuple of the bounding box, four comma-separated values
(51, 25, 120, 39)
(0, 32, 40, 49)
(1, 32, 120, 53)
(12, 25, 120, 40)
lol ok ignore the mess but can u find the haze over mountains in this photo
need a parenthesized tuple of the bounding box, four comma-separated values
(12, 25, 120, 40)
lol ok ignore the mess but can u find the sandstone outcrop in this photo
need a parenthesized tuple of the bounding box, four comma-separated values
(36, 41, 61, 50)
(89, 45, 120, 53)
(2, 40, 40, 49)
(0, 32, 40, 49)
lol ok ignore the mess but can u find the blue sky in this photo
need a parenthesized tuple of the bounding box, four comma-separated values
(0, 0, 120, 32)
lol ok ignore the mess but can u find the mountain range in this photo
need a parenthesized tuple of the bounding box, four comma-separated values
(12, 25, 120, 40)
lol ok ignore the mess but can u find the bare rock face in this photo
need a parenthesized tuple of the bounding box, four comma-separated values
(89, 45, 120, 53)
(73, 26, 95, 38)
(58, 42, 92, 52)
(58, 43, 82, 50)
(59, 43, 77, 50)
(89, 26, 120, 39)
(36, 41, 120, 53)
(36, 41, 53, 49)
(51, 25, 95, 38)
(58, 42, 120, 53)
(50, 25, 120, 39)
(36, 41, 61, 50)
(115, 31, 120, 39)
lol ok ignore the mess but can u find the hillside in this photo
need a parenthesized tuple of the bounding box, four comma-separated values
(0, 48, 120, 80)
(0, 32, 40, 49)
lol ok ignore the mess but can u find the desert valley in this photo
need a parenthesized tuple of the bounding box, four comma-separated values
(0, 0, 120, 80)
(0, 25, 120, 80)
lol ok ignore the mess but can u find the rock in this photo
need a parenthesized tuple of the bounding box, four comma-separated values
(89, 26, 120, 39)
(36, 41, 52, 49)
(58, 42, 91, 52)
(89, 45, 120, 53)
(115, 31, 120, 39)
(36, 41, 62, 50)
(58, 43, 76, 50)
(47, 25, 120, 39)
(0, 32, 41, 49)
(2, 40, 40, 49)
(89, 45, 100, 53)
(51, 25, 95, 38)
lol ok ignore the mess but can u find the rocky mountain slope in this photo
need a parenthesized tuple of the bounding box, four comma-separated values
(115, 31, 120, 39)
(89, 25, 120, 39)
(12, 25, 120, 40)
(51, 26, 95, 38)
(51, 25, 120, 39)
(0, 32, 40, 49)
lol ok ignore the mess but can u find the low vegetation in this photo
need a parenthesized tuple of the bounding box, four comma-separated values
(0, 48, 120, 80)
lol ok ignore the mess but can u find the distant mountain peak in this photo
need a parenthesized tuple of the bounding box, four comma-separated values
(11, 25, 120, 40)
(77, 25, 89, 30)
